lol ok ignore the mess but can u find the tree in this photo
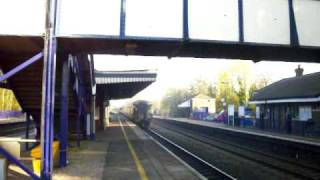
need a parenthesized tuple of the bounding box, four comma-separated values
(249, 75, 270, 99)
(189, 79, 210, 96)
(160, 88, 193, 117)
(207, 83, 217, 98)
(159, 61, 271, 115)
(215, 72, 239, 111)
(236, 76, 247, 105)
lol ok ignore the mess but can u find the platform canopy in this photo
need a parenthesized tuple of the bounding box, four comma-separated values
(95, 70, 157, 100)
(250, 71, 320, 104)
(178, 100, 191, 108)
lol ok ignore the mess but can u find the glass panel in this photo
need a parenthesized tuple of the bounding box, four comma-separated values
(58, 0, 121, 36)
(189, 0, 239, 41)
(243, 0, 290, 44)
(294, 0, 320, 47)
(126, 0, 182, 38)
(0, 0, 44, 35)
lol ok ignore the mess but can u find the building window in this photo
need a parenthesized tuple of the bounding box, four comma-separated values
(290, 105, 299, 120)
(299, 106, 312, 121)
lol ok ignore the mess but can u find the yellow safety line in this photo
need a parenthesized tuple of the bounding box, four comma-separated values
(119, 120, 149, 180)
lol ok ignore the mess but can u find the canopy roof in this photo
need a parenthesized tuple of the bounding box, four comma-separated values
(95, 70, 157, 100)
(250, 72, 320, 104)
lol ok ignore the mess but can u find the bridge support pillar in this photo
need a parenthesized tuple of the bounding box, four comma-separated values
(99, 101, 106, 130)
(90, 95, 96, 139)
(40, 0, 58, 178)
(59, 57, 70, 167)
(76, 100, 82, 147)
(86, 113, 91, 139)
(100, 102, 104, 129)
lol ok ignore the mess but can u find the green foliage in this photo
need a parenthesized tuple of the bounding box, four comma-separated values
(160, 88, 193, 117)
(249, 75, 270, 99)
(189, 79, 210, 96)
(236, 76, 247, 105)
(0, 88, 21, 111)
(160, 62, 270, 116)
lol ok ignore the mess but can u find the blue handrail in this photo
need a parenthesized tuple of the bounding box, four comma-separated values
(0, 147, 40, 180)
(0, 52, 43, 82)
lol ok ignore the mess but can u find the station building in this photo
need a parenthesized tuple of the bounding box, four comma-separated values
(250, 66, 320, 136)
(178, 94, 216, 120)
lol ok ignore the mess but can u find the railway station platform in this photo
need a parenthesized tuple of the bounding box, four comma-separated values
(52, 119, 201, 180)
(154, 116, 320, 146)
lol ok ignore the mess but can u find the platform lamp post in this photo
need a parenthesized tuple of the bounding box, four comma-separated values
(40, 0, 58, 179)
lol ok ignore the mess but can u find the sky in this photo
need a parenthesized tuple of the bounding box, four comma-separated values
(94, 55, 320, 107)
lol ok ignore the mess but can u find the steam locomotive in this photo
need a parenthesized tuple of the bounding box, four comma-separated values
(120, 100, 152, 129)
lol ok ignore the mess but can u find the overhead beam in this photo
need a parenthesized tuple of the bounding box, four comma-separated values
(58, 37, 320, 62)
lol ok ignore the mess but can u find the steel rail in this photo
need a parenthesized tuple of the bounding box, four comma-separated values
(148, 128, 236, 180)
(155, 121, 320, 180)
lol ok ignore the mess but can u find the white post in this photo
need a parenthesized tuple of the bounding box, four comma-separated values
(105, 106, 109, 127)
(86, 114, 91, 138)
(228, 104, 235, 126)
(0, 158, 7, 180)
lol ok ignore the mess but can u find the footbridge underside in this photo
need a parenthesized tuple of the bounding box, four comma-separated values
(0, 0, 319, 62)
(0, 34, 319, 63)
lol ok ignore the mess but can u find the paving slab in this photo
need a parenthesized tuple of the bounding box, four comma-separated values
(53, 119, 201, 180)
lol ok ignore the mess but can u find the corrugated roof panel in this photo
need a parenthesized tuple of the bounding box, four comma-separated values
(95, 70, 157, 85)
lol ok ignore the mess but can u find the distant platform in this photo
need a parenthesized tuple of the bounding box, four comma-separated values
(53, 119, 201, 180)
(0, 118, 25, 125)
(154, 116, 320, 147)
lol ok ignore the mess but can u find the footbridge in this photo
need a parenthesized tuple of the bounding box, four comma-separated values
(0, 0, 319, 179)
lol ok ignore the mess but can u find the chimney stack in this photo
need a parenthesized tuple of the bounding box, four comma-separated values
(295, 65, 303, 77)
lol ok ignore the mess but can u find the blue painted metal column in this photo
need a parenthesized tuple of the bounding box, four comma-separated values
(73, 56, 86, 147)
(120, 0, 126, 39)
(183, 0, 189, 40)
(288, 0, 299, 46)
(89, 55, 96, 140)
(238, 0, 244, 42)
(59, 56, 70, 167)
(74, 55, 86, 147)
(76, 97, 82, 147)
(41, 0, 58, 179)
(74, 57, 81, 147)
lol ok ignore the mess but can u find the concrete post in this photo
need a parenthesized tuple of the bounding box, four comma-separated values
(0, 158, 7, 180)
(105, 106, 109, 127)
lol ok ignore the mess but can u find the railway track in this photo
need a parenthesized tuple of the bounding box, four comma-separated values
(151, 120, 320, 180)
(147, 129, 236, 180)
